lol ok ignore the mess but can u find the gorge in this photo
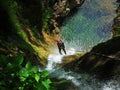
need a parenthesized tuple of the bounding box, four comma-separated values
(46, 0, 120, 90)
(0, 0, 120, 90)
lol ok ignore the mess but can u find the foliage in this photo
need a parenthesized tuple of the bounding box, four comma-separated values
(42, 7, 52, 28)
(0, 0, 27, 41)
(0, 54, 56, 90)
(41, 0, 56, 28)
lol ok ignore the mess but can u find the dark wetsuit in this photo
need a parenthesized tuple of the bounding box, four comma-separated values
(57, 39, 66, 55)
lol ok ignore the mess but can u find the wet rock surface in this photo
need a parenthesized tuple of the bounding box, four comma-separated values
(49, 0, 84, 35)
(63, 37, 120, 80)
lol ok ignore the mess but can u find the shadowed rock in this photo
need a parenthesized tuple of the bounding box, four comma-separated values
(62, 37, 120, 80)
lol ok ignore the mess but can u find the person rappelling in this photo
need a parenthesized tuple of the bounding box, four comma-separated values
(56, 38, 66, 55)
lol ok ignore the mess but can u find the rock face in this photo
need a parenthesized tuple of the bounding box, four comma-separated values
(52, 0, 84, 19)
(112, 2, 120, 36)
(49, 0, 84, 35)
(63, 36, 120, 79)
(117, 0, 120, 2)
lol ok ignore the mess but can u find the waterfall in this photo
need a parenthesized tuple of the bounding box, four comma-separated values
(46, 48, 76, 71)
(50, 69, 120, 90)
(45, 0, 120, 90)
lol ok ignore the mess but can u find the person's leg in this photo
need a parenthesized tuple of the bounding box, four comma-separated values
(59, 47, 62, 55)
(57, 44, 62, 55)
(62, 43, 66, 55)
(63, 48, 66, 55)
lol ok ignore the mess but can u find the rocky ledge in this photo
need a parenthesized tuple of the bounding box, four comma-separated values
(62, 36, 120, 79)
(48, 0, 84, 35)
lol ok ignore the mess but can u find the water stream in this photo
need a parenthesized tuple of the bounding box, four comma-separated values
(46, 0, 120, 90)
(50, 69, 120, 90)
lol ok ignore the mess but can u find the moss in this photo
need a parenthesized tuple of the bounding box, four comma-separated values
(114, 28, 120, 37)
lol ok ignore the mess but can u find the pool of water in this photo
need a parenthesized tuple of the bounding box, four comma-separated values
(60, 0, 117, 51)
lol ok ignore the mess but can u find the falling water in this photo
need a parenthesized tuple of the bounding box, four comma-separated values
(46, 48, 76, 71)
(50, 68, 120, 90)
(46, 0, 120, 90)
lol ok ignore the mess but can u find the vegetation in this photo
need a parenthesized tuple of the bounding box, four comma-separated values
(0, 0, 27, 41)
(0, 0, 67, 89)
(0, 0, 55, 65)
(42, 7, 52, 28)
(0, 54, 56, 90)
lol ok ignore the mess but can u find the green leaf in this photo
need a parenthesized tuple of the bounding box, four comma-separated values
(37, 83, 46, 90)
(22, 71, 29, 77)
(18, 86, 24, 90)
(20, 77, 26, 82)
(42, 79, 52, 90)
(19, 70, 29, 82)
(12, 55, 23, 65)
(41, 70, 50, 78)
(32, 66, 39, 73)
(6, 63, 13, 69)
(35, 73, 40, 82)
(25, 61, 32, 71)
(46, 79, 52, 84)
(19, 71, 29, 81)
(17, 55, 24, 65)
